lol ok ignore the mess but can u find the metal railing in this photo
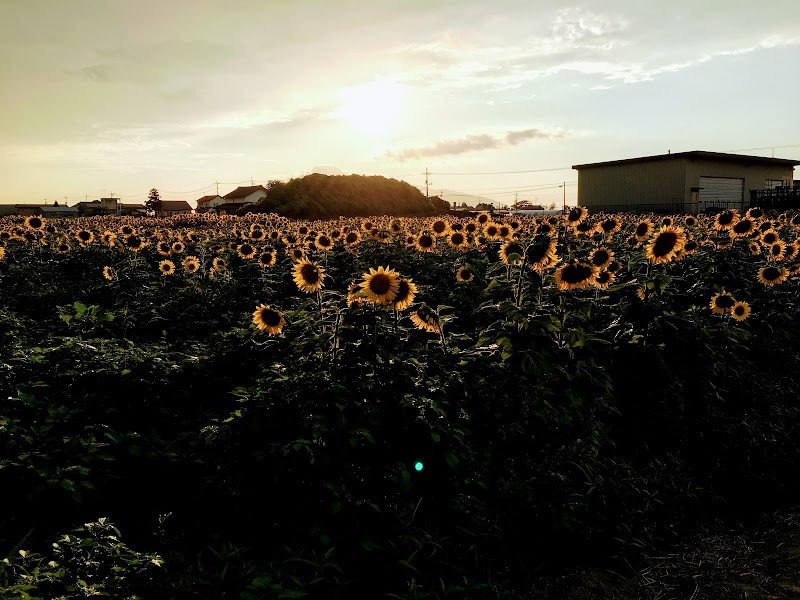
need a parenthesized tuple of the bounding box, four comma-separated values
(750, 187, 800, 211)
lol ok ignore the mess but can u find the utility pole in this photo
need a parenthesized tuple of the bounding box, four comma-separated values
(514, 192, 518, 210)
(562, 182, 566, 212)
(425, 168, 429, 197)
(250, 178, 255, 186)
(215, 180, 220, 195)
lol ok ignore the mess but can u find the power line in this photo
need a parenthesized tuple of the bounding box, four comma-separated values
(429, 166, 573, 176)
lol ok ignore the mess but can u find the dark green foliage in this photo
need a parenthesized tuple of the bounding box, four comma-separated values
(2, 212, 800, 598)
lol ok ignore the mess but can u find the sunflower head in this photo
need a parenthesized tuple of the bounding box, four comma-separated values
(25, 216, 45, 231)
(393, 278, 417, 311)
(293, 259, 325, 293)
(102, 266, 114, 281)
(645, 226, 686, 264)
(554, 261, 598, 290)
(182, 256, 200, 273)
(360, 266, 401, 305)
(588, 247, 613, 269)
(456, 267, 474, 283)
(709, 290, 736, 315)
(758, 265, 788, 286)
(252, 304, 285, 334)
(499, 241, 525, 265)
(730, 301, 751, 322)
(410, 306, 441, 333)
(564, 206, 588, 225)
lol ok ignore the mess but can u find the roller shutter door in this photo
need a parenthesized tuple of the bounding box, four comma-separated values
(698, 176, 744, 210)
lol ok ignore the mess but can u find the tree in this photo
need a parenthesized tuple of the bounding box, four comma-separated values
(475, 202, 494, 212)
(146, 189, 162, 215)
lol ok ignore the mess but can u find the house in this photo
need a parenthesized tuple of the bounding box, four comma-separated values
(119, 203, 147, 216)
(14, 203, 49, 217)
(223, 185, 267, 206)
(156, 200, 193, 217)
(196, 195, 225, 212)
(572, 151, 800, 214)
(76, 199, 117, 216)
(40, 205, 79, 217)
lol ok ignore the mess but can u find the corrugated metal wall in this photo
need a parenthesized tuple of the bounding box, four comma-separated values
(576, 158, 687, 211)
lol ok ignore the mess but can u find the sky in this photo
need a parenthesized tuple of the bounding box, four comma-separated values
(1, 0, 798, 208)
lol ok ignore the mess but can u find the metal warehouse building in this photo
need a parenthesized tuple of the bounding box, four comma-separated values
(572, 151, 799, 214)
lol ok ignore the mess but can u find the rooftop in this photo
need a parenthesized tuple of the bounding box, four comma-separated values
(224, 185, 267, 199)
(573, 151, 800, 170)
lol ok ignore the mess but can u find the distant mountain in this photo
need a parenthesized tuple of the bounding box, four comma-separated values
(437, 189, 497, 208)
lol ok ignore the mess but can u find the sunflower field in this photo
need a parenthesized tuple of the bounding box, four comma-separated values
(2, 208, 800, 598)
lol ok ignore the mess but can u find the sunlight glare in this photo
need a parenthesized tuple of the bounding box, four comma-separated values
(335, 79, 407, 136)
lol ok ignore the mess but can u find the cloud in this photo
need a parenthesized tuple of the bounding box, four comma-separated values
(384, 127, 572, 161)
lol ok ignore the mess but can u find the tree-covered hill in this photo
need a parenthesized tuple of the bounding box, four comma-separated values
(243, 173, 450, 219)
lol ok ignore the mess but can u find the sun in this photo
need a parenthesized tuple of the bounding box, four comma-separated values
(335, 79, 407, 136)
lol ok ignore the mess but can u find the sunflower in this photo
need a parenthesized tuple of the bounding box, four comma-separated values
(346, 281, 368, 306)
(125, 234, 145, 252)
(783, 243, 798, 262)
(57, 242, 71, 254)
(257, 250, 276, 267)
(760, 229, 780, 246)
(212, 257, 227, 271)
(527, 236, 558, 272)
(564, 206, 588, 226)
(536, 222, 554, 236)
(598, 218, 620, 235)
(592, 270, 615, 289)
(393, 278, 417, 310)
(714, 209, 739, 230)
(102, 266, 114, 281)
(415, 233, 436, 253)
(645, 226, 686, 264)
(431, 219, 450, 236)
(499, 241, 525, 265)
(182, 256, 200, 273)
(606, 260, 622, 274)
(476, 212, 491, 225)
(157, 260, 175, 275)
(757, 265, 788, 286)
(410, 306, 441, 333)
(361, 220, 374, 232)
(315, 234, 334, 251)
(484, 223, 501, 240)
(634, 219, 653, 241)
(661, 217, 673, 227)
(497, 225, 512, 240)
(252, 304, 285, 334)
(588, 247, 613, 269)
(464, 222, 478, 234)
(684, 215, 698, 227)
(709, 290, 736, 315)
(360, 266, 401, 305)
(156, 241, 171, 255)
(293, 259, 325, 293)
(447, 231, 467, 249)
(25, 216, 45, 230)
(748, 242, 761, 255)
(768, 241, 786, 261)
(730, 301, 751, 322)
(554, 261, 598, 290)
(344, 231, 361, 246)
(76, 229, 95, 244)
(573, 221, 594, 236)
(682, 239, 699, 255)
(456, 266, 474, 283)
(746, 208, 763, 220)
(288, 247, 306, 262)
(238, 243, 257, 259)
(730, 218, 755, 238)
